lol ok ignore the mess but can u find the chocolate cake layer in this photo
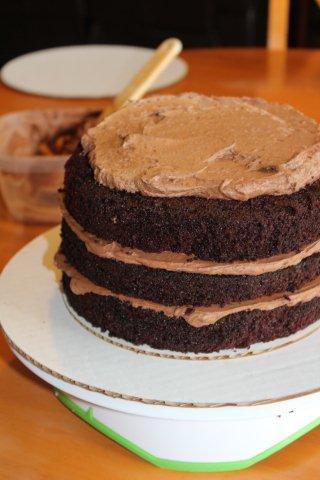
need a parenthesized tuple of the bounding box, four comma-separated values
(61, 219, 320, 306)
(62, 273, 320, 353)
(63, 151, 320, 262)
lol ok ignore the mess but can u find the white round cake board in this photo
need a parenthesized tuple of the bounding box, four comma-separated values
(0, 45, 188, 98)
(1, 227, 320, 420)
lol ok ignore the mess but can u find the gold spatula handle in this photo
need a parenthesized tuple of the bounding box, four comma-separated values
(99, 38, 183, 120)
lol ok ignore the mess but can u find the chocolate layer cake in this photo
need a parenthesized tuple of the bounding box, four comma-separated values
(56, 93, 320, 355)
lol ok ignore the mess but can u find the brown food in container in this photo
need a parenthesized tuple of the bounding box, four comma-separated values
(0, 108, 99, 223)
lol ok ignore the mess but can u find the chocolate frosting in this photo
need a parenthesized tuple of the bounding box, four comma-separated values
(55, 253, 320, 328)
(62, 204, 320, 276)
(82, 93, 320, 200)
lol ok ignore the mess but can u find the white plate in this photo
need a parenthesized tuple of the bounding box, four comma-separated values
(0, 227, 320, 412)
(0, 45, 188, 98)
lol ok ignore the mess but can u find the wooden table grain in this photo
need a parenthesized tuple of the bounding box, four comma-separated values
(0, 48, 319, 480)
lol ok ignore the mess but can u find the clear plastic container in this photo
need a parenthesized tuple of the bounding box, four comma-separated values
(0, 108, 96, 223)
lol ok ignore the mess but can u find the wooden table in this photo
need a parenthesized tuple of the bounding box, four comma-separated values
(1, 48, 320, 480)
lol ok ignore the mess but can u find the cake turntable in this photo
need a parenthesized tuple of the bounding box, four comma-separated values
(1, 227, 319, 472)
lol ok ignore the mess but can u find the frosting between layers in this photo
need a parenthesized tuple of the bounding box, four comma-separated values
(56, 253, 320, 328)
(62, 204, 320, 276)
(82, 93, 320, 200)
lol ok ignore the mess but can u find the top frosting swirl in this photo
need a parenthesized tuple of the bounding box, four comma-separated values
(82, 93, 320, 200)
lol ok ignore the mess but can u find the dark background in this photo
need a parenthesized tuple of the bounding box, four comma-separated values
(1, 0, 320, 66)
